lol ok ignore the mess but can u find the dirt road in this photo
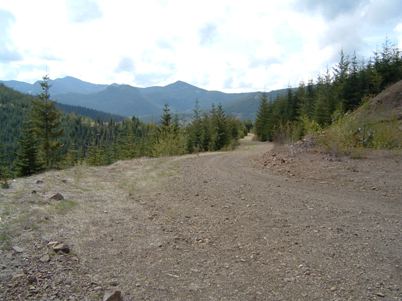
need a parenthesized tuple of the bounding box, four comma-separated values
(1, 136, 401, 300)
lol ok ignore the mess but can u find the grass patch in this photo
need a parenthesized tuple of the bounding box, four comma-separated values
(318, 112, 402, 157)
(0, 224, 11, 249)
(50, 200, 78, 214)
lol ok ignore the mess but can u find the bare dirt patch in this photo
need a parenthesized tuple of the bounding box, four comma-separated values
(1, 136, 401, 300)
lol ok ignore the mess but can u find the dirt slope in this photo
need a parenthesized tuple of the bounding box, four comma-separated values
(1, 136, 401, 300)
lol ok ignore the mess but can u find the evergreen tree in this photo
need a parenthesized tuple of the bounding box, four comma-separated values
(333, 49, 350, 84)
(211, 104, 229, 150)
(15, 121, 43, 176)
(0, 143, 10, 188)
(375, 38, 402, 89)
(187, 100, 203, 152)
(160, 104, 172, 132)
(285, 87, 298, 121)
(31, 75, 64, 168)
(314, 75, 332, 126)
(255, 94, 271, 141)
(201, 113, 212, 151)
(153, 104, 185, 156)
(343, 52, 362, 111)
(302, 79, 315, 119)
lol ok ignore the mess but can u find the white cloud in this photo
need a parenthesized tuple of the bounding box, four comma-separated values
(66, 0, 102, 23)
(0, 0, 400, 92)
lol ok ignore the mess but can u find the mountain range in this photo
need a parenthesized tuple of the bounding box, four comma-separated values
(0, 76, 286, 120)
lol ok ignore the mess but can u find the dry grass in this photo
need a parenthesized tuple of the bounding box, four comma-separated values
(317, 81, 402, 156)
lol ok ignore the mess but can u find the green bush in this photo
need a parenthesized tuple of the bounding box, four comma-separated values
(319, 112, 402, 156)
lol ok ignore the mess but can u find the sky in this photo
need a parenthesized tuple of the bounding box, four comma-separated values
(0, 0, 401, 92)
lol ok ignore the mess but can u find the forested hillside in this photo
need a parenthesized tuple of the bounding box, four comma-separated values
(1, 77, 268, 119)
(0, 82, 246, 181)
(255, 39, 402, 147)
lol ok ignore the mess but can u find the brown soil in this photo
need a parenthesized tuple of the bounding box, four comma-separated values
(1, 135, 401, 300)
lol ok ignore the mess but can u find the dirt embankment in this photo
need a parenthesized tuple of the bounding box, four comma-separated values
(1, 136, 401, 300)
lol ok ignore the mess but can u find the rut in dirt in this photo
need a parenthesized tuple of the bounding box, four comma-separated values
(56, 137, 401, 300)
(1, 137, 401, 301)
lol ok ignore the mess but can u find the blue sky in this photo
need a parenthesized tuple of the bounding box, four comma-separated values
(0, 0, 401, 92)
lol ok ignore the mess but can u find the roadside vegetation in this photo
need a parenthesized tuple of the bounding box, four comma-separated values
(255, 38, 402, 155)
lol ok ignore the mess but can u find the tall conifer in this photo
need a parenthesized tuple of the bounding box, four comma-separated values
(31, 75, 63, 168)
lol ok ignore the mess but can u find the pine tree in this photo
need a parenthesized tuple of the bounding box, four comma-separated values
(201, 113, 212, 151)
(313, 76, 331, 126)
(31, 75, 64, 168)
(160, 104, 172, 132)
(255, 94, 271, 141)
(153, 104, 185, 156)
(343, 52, 362, 111)
(15, 121, 43, 176)
(211, 104, 229, 150)
(187, 100, 203, 152)
(303, 79, 316, 119)
(0, 143, 10, 188)
(285, 87, 298, 121)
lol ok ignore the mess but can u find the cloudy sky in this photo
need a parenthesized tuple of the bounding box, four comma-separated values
(0, 0, 401, 92)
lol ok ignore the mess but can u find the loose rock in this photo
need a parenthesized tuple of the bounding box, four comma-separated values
(49, 193, 64, 201)
(39, 254, 50, 263)
(103, 290, 123, 301)
(27, 275, 37, 284)
(12, 246, 24, 253)
(52, 243, 70, 254)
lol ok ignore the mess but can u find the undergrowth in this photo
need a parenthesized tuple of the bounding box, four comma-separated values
(318, 113, 402, 156)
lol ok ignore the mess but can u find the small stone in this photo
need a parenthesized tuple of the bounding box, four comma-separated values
(330, 286, 336, 291)
(49, 193, 64, 201)
(52, 243, 70, 253)
(12, 246, 24, 253)
(103, 290, 122, 301)
(94, 286, 103, 291)
(376, 292, 385, 297)
(36, 180, 44, 184)
(371, 186, 377, 190)
(12, 273, 25, 280)
(109, 280, 119, 286)
(27, 275, 37, 284)
(40, 254, 50, 263)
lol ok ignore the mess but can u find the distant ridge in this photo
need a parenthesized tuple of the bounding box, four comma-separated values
(0, 77, 287, 119)
(0, 83, 124, 122)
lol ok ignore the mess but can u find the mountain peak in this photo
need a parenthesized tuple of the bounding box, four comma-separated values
(165, 80, 200, 90)
(58, 76, 80, 81)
